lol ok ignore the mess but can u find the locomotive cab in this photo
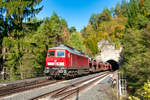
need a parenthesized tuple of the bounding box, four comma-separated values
(46, 50, 66, 67)
(44, 49, 71, 77)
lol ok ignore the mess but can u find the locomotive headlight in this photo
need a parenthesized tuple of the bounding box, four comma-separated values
(47, 62, 54, 65)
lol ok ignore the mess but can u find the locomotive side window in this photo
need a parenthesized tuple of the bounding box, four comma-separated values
(57, 50, 65, 57)
(48, 51, 55, 57)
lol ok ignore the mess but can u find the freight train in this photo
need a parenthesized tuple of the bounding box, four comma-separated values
(44, 45, 112, 78)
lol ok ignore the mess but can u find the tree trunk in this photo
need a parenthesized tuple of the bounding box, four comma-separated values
(20, 61, 24, 80)
(2, 46, 6, 80)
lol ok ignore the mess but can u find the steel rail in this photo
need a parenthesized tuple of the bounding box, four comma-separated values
(59, 73, 109, 100)
(31, 72, 110, 100)
(0, 78, 62, 98)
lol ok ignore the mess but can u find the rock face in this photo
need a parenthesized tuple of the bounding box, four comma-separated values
(96, 40, 122, 63)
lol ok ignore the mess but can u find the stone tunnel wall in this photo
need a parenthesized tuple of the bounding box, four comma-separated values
(96, 40, 123, 68)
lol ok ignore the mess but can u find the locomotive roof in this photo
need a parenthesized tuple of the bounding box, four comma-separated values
(49, 45, 88, 58)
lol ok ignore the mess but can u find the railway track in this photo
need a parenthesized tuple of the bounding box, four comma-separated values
(0, 77, 62, 98)
(31, 72, 110, 100)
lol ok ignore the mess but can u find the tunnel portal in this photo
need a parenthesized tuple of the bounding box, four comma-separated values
(107, 60, 119, 71)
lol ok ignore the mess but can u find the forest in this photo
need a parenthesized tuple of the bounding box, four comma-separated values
(0, 0, 150, 99)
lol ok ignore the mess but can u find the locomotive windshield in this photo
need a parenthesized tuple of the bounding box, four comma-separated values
(48, 51, 55, 57)
(57, 50, 65, 57)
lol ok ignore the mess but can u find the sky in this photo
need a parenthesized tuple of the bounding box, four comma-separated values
(37, 0, 123, 31)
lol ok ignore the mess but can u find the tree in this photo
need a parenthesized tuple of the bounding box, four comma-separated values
(101, 8, 111, 21)
(89, 9, 111, 30)
(70, 32, 86, 53)
(17, 13, 71, 79)
(84, 35, 98, 56)
(129, 80, 150, 99)
(89, 14, 98, 30)
(69, 26, 76, 34)
(141, 80, 150, 98)
(0, 0, 43, 80)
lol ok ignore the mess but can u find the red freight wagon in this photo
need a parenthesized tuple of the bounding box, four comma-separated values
(44, 45, 89, 78)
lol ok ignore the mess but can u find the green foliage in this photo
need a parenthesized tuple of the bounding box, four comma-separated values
(41, 12, 70, 46)
(141, 0, 150, 17)
(128, 80, 150, 100)
(69, 26, 76, 34)
(101, 8, 112, 21)
(121, 29, 150, 93)
(0, 8, 73, 81)
(112, 0, 128, 17)
(141, 80, 150, 98)
(70, 32, 86, 53)
(120, 0, 150, 97)
(89, 8, 111, 30)
(0, 0, 43, 32)
(84, 36, 98, 56)
(81, 24, 99, 56)
(82, 13, 126, 56)
(125, 0, 150, 29)
(128, 96, 140, 100)
(0, 0, 43, 80)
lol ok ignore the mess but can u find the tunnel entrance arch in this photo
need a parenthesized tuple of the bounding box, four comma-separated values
(107, 60, 119, 71)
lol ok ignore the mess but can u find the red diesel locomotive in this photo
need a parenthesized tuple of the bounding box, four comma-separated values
(44, 45, 112, 78)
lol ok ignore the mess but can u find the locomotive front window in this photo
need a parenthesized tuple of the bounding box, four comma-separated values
(48, 51, 55, 57)
(57, 51, 65, 57)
